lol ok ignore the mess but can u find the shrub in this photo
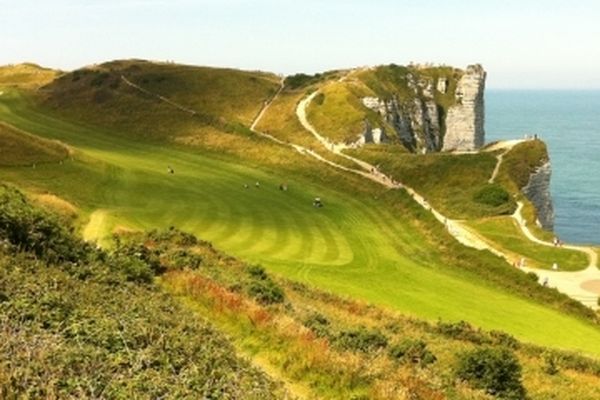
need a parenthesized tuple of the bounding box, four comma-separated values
(473, 184, 510, 207)
(314, 93, 325, 105)
(456, 347, 526, 400)
(490, 331, 519, 349)
(335, 327, 388, 353)
(247, 279, 284, 305)
(90, 72, 110, 87)
(248, 265, 268, 280)
(389, 339, 436, 367)
(526, 272, 539, 282)
(111, 255, 154, 284)
(303, 313, 331, 338)
(436, 320, 487, 344)
(0, 185, 88, 264)
(542, 351, 560, 375)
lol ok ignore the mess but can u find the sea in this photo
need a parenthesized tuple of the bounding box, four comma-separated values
(486, 90, 600, 245)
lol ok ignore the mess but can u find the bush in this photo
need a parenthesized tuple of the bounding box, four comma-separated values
(473, 184, 510, 207)
(526, 272, 539, 282)
(335, 327, 388, 353)
(389, 339, 436, 366)
(111, 255, 154, 284)
(542, 351, 560, 375)
(245, 265, 285, 305)
(0, 185, 88, 264)
(314, 93, 325, 105)
(248, 265, 268, 280)
(456, 347, 526, 400)
(303, 313, 331, 338)
(436, 320, 487, 344)
(247, 279, 284, 305)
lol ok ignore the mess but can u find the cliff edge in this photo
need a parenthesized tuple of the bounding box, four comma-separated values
(442, 64, 486, 152)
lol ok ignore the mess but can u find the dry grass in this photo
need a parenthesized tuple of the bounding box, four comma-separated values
(0, 63, 59, 89)
(31, 193, 78, 219)
(0, 122, 69, 166)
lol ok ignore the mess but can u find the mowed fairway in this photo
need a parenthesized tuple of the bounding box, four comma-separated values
(1, 88, 600, 356)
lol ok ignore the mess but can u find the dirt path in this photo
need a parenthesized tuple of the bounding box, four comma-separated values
(292, 82, 599, 308)
(293, 81, 513, 255)
(512, 202, 599, 308)
(120, 72, 599, 309)
(485, 139, 525, 184)
(121, 75, 199, 115)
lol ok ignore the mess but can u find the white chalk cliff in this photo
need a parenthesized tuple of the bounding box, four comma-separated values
(359, 64, 486, 153)
(442, 64, 486, 151)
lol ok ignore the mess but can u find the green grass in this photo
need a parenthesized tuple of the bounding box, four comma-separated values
(0, 190, 283, 399)
(466, 217, 589, 271)
(306, 81, 372, 143)
(0, 122, 69, 166)
(1, 86, 600, 357)
(38, 59, 280, 141)
(498, 139, 549, 191)
(349, 146, 516, 218)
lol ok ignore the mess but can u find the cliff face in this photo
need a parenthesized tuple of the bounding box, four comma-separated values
(361, 94, 441, 151)
(522, 161, 555, 230)
(441, 64, 486, 151)
(359, 64, 486, 153)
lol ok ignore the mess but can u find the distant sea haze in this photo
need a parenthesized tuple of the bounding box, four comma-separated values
(486, 90, 600, 245)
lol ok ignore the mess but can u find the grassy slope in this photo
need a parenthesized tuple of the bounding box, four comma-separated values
(0, 122, 69, 166)
(0, 189, 284, 399)
(156, 233, 600, 400)
(1, 79, 600, 356)
(349, 146, 513, 219)
(0, 63, 58, 89)
(38, 60, 280, 141)
(305, 65, 462, 146)
(466, 217, 588, 271)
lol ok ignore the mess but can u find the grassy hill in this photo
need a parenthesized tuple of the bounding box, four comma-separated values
(2, 185, 600, 399)
(1, 60, 600, 368)
(37, 59, 280, 141)
(305, 65, 461, 145)
(0, 63, 58, 89)
(0, 122, 69, 166)
(0, 184, 285, 399)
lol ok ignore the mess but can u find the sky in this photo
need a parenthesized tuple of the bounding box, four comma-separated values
(1, 0, 599, 89)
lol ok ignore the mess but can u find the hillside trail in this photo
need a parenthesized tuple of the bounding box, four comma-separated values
(118, 71, 599, 308)
(291, 72, 599, 308)
(293, 73, 510, 253)
(485, 139, 525, 183)
(512, 202, 599, 307)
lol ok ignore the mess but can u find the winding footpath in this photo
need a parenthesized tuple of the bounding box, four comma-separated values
(290, 78, 600, 309)
(121, 71, 599, 309)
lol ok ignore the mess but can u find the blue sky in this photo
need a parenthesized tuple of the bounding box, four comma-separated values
(1, 0, 599, 88)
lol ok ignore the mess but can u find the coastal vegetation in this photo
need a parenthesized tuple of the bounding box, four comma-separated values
(1, 60, 599, 398)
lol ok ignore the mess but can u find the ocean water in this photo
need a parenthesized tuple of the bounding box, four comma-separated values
(486, 90, 600, 244)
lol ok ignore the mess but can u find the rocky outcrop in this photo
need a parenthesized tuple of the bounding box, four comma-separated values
(522, 161, 555, 230)
(442, 64, 486, 152)
(359, 64, 486, 153)
(361, 95, 441, 152)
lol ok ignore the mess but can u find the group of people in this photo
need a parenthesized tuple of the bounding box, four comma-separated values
(552, 236, 563, 247)
(241, 181, 324, 208)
